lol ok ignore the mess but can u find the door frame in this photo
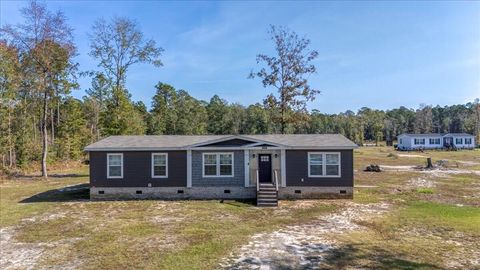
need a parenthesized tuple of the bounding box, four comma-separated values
(258, 154, 272, 183)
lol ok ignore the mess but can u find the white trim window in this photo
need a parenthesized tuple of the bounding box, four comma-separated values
(455, 138, 463, 144)
(152, 153, 168, 178)
(308, 152, 341, 177)
(465, 138, 472, 145)
(429, 138, 440, 144)
(107, 153, 123, 179)
(414, 138, 425, 145)
(202, 153, 234, 177)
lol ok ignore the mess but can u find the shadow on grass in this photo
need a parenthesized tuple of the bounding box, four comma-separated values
(11, 173, 88, 180)
(321, 243, 442, 270)
(20, 184, 90, 203)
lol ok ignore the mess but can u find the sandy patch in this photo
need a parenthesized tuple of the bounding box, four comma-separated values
(397, 154, 427, 158)
(379, 165, 480, 176)
(407, 177, 435, 188)
(219, 202, 390, 269)
(0, 212, 83, 270)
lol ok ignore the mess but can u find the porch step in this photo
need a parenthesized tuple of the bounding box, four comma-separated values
(257, 184, 278, 207)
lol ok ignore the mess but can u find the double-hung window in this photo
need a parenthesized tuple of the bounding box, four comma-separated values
(465, 138, 472, 144)
(429, 138, 440, 144)
(152, 153, 168, 178)
(455, 138, 463, 144)
(308, 152, 341, 177)
(414, 138, 425, 145)
(107, 153, 123, 179)
(203, 153, 233, 177)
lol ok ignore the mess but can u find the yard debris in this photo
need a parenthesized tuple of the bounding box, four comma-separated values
(219, 202, 390, 269)
(364, 164, 382, 172)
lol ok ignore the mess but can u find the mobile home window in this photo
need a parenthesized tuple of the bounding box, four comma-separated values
(152, 153, 168, 178)
(429, 138, 440, 144)
(414, 138, 425, 145)
(465, 138, 472, 144)
(107, 153, 123, 179)
(202, 153, 234, 177)
(308, 152, 341, 177)
(455, 138, 463, 144)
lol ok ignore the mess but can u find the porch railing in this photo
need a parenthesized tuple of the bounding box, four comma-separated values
(256, 170, 259, 192)
(274, 170, 279, 191)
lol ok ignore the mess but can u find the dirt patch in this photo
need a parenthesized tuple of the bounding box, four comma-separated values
(218, 202, 390, 269)
(407, 177, 435, 188)
(397, 154, 427, 158)
(0, 212, 83, 270)
(379, 165, 480, 176)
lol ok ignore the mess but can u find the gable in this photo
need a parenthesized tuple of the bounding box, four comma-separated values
(199, 138, 258, 147)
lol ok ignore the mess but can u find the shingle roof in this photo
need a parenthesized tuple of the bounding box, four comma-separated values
(399, 133, 474, 138)
(84, 134, 357, 151)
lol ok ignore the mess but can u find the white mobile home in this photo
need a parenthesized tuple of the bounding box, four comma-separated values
(397, 133, 475, 150)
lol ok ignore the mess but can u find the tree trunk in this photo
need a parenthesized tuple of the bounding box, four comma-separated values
(51, 107, 55, 145)
(7, 108, 13, 167)
(41, 89, 48, 178)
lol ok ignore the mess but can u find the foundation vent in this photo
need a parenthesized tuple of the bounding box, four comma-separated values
(177, 190, 184, 194)
(295, 190, 301, 194)
(136, 190, 143, 194)
(98, 190, 104, 194)
(340, 190, 347, 194)
(224, 189, 231, 194)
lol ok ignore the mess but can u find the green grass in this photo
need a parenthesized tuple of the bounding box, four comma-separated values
(398, 201, 480, 233)
(416, 188, 434, 194)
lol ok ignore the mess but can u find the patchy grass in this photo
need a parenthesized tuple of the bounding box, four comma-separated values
(1, 147, 479, 269)
(416, 188, 434, 194)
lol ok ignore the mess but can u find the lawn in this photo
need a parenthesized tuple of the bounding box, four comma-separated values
(1, 147, 479, 269)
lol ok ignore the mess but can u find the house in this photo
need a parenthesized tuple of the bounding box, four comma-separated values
(397, 133, 476, 150)
(84, 134, 358, 206)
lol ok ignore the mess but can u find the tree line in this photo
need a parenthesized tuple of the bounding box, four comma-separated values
(1, 1, 479, 176)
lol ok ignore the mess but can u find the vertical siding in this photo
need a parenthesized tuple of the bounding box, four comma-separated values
(285, 150, 353, 187)
(191, 150, 244, 187)
(90, 151, 187, 187)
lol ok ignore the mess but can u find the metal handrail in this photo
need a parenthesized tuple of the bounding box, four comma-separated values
(274, 170, 279, 191)
(256, 170, 260, 192)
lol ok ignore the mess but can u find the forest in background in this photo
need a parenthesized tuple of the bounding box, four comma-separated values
(1, 1, 479, 175)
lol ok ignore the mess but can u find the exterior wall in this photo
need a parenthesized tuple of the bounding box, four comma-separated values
(191, 150, 244, 187)
(397, 135, 412, 149)
(409, 136, 443, 150)
(90, 186, 351, 200)
(89, 148, 356, 200)
(89, 151, 187, 188)
(452, 136, 476, 149)
(398, 135, 475, 150)
(285, 150, 353, 187)
(248, 149, 282, 187)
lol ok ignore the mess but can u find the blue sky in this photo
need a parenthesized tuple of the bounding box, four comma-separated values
(1, 1, 479, 113)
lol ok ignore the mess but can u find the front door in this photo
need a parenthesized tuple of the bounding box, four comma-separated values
(258, 154, 272, 183)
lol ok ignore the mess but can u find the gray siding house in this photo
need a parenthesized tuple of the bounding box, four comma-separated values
(85, 134, 358, 206)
